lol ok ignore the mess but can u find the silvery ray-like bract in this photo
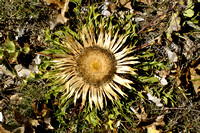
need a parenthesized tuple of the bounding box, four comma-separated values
(52, 24, 139, 109)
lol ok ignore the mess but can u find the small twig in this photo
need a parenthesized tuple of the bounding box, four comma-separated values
(134, 3, 180, 51)
(134, 35, 161, 51)
(136, 3, 179, 35)
(70, 103, 80, 120)
(153, 107, 200, 113)
(36, 52, 55, 58)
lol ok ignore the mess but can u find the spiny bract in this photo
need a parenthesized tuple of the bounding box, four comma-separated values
(51, 24, 139, 110)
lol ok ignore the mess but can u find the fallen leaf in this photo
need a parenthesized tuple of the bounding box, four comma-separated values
(182, 35, 197, 60)
(50, 13, 68, 30)
(164, 46, 178, 63)
(147, 92, 163, 107)
(14, 64, 31, 78)
(0, 112, 3, 123)
(0, 65, 15, 78)
(0, 124, 10, 133)
(100, 1, 117, 17)
(44, 117, 54, 130)
(190, 64, 200, 94)
(29, 55, 41, 74)
(32, 101, 50, 118)
(29, 119, 40, 127)
(183, 0, 194, 17)
(147, 115, 165, 133)
(166, 12, 181, 41)
(33, 54, 41, 65)
(147, 125, 160, 133)
(130, 106, 165, 132)
(117, 0, 133, 11)
(138, 0, 152, 6)
(43, 0, 69, 29)
(154, 74, 168, 86)
(14, 110, 29, 125)
(130, 106, 147, 121)
(160, 78, 168, 86)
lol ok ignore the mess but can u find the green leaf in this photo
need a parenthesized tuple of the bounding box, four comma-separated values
(9, 52, 19, 63)
(184, 9, 194, 17)
(187, 21, 200, 31)
(139, 76, 159, 83)
(139, 52, 155, 58)
(70, 0, 81, 4)
(41, 49, 66, 55)
(54, 30, 65, 36)
(4, 40, 15, 53)
(39, 60, 53, 71)
(0, 49, 4, 59)
(107, 119, 114, 130)
(183, 0, 194, 17)
(85, 110, 100, 127)
(163, 97, 168, 105)
(64, 26, 80, 40)
(44, 28, 52, 42)
(23, 46, 30, 53)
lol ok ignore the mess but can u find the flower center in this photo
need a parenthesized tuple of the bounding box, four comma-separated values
(89, 59, 101, 73)
(76, 46, 116, 86)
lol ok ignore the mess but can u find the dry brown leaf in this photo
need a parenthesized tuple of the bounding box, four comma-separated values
(164, 46, 178, 63)
(44, 117, 54, 130)
(43, 0, 69, 29)
(146, 114, 165, 133)
(130, 106, 147, 121)
(0, 124, 10, 133)
(50, 13, 68, 29)
(147, 125, 160, 133)
(130, 106, 165, 132)
(139, 0, 152, 6)
(0, 65, 15, 78)
(190, 64, 200, 94)
(138, 0, 165, 7)
(14, 109, 29, 125)
(44, 0, 64, 6)
(14, 64, 31, 78)
(166, 12, 181, 41)
(117, 0, 133, 11)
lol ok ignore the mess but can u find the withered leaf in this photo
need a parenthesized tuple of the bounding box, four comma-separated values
(14, 109, 28, 125)
(130, 106, 165, 132)
(117, 0, 133, 11)
(166, 12, 181, 41)
(190, 64, 200, 94)
(43, 0, 69, 29)
(0, 124, 10, 133)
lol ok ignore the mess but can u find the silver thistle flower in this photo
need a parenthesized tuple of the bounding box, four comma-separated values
(52, 24, 139, 109)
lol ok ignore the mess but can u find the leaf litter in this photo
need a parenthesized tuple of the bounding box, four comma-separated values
(0, 0, 200, 132)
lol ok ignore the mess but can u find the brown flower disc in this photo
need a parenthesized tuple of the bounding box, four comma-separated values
(76, 46, 116, 86)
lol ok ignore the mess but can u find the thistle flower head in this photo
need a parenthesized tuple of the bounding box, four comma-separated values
(52, 24, 138, 109)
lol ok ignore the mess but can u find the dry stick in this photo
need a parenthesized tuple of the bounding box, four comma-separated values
(70, 103, 80, 120)
(153, 107, 200, 113)
(136, 3, 179, 49)
(36, 52, 55, 58)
